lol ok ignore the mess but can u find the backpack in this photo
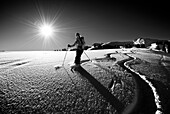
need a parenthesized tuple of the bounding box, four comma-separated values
(77, 36, 85, 49)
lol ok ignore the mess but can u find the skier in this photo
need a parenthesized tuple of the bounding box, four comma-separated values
(68, 33, 85, 68)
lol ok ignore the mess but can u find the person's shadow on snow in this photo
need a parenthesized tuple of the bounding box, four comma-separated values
(74, 65, 125, 113)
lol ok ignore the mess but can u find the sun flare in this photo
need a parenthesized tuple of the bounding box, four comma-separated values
(38, 23, 54, 38)
(21, 2, 83, 50)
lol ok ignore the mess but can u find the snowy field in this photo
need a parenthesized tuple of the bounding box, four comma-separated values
(0, 49, 170, 113)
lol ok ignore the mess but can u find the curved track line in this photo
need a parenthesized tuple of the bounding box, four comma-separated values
(123, 54, 163, 114)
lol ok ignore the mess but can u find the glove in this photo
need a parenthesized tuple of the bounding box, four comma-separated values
(68, 44, 71, 47)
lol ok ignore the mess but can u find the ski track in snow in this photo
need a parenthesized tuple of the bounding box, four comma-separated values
(124, 54, 163, 114)
(0, 60, 31, 74)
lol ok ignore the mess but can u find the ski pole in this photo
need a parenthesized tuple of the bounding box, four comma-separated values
(63, 66, 76, 86)
(83, 51, 92, 62)
(62, 47, 69, 66)
(62, 47, 76, 86)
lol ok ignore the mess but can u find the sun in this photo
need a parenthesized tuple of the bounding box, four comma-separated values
(20, 1, 85, 50)
(38, 23, 54, 38)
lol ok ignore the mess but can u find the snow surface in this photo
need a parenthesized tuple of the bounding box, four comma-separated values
(0, 49, 169, 113)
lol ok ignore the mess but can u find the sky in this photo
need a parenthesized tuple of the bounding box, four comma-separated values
(0, 0, 170, 51)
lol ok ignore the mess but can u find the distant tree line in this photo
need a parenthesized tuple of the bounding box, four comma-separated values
(54, 38, 170, 53)
(0, 50, 5, 52)
(90, 42, 134, 50)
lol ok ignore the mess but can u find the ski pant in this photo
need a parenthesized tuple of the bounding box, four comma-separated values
(74, 49, 83, 64)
